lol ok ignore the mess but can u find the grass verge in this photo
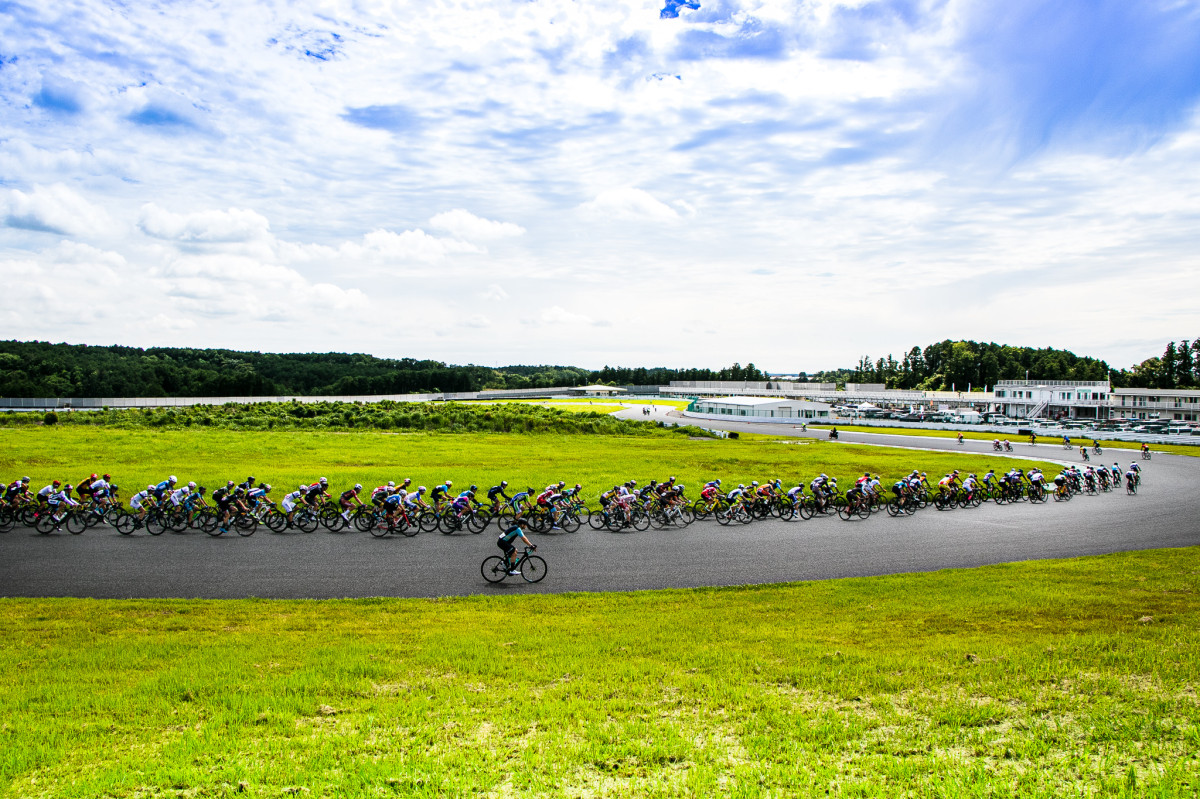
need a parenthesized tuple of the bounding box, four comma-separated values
(2, 547, 1198, 796)
(814, 424, 1200, 456)
(0, 427, 1062, 498)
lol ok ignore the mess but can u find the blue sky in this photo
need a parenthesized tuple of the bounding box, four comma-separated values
(2, 0, 1199, 372)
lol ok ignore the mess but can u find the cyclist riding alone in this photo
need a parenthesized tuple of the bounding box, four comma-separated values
(497, 524, 536, 575)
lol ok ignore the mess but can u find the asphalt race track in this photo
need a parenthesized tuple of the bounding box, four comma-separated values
(3, 422, 1198, 599)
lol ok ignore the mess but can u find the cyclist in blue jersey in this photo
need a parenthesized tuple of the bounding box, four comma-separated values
(497, 524, 536, 575)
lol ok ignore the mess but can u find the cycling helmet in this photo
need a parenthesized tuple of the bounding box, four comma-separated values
(197, 486, 206, 494)
(677, 484, 685, 491)
(263, 484, 271, 491)
(417, 486, 427, 493)
(102, 473, 110, 480)
(354, 483, 362, 491)
(500, 480, 508, 487)
(235, 487, 245, 494)
(168, 475, 177, 483)
(668, 476, 676, 482)
(969, 474, 975, 478)
(446, 480, 453, 486)
(714, 479, 721, 486)
(300, 484, 307, 491)
(53, 480, 61, 487)
(751, 481, 759, 487)
(387, 480, 395, 487)
(401, 477, 411, 485)
(247, 476, 255, 482)
(21, 476, 29, 483)
(820, 473, 827, 479)
(575, 483, 581, 490)
(557, 481, 565, 488)
(90, 473, 98, 479)
(738, 484, 745, 489)
(227, 480, 235, 487)
(147, 484, 155, 491)
(319, 477, 328, 485)
(529, 487, 536, 494)
(188, 481, 196, 489)
(64, 483, 73, 490)
(470, 484, 478, 491)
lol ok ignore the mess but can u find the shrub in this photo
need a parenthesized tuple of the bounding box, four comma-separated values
(43, 411, 58, 425)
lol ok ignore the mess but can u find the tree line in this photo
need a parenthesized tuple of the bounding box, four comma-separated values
(842, 339, 1200, 391)
(0, 340, 763, 398)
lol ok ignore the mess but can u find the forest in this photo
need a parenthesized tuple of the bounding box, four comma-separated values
(0, 340, 762, 398)
(840, 339, 1200, 391)
(0, 338, 1194, 398)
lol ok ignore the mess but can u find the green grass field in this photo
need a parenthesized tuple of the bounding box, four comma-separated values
(0, 427, 1062, 499)
(2, 547, 1197, 797)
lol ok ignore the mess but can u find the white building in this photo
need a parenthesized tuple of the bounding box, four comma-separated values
(992, 380, 1112, 420)
(1112, 388, 1200, 421)
(686, 396, 833, 421)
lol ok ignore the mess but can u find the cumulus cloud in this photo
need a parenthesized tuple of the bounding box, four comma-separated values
(349, 229, 483, 262)
(1, 184, 111, 236)
(138, 204, 271, 243)
(578, 188, 683, 222)
(429, 209, 526, 241)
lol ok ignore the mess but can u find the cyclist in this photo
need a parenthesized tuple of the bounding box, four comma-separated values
(1062, 434, 1070, 449)
(282, 485, 307, 526)
(508, 486, 535, 519)
(1052, 470, 1069, 498)
(1128, 461, 1142, 486)
(496, 524, 536, 575)
(45, 483, 79, 528)
(238, 476, 256, 493)
(153, 476, 178, 502)
(486, 481, 511, 512)
(370, 481, 395, 508)
(89, 474, 114, 511)
(338, 484, 365, 523)
(76, 473, 99, 501)
(1141, 443, 1151, 458)
(168, 482, 193, 510)
(403, 485, 430, 517)
(786, 481, 806, 510)
(181, 485, 208, 525)
(217, 487, 250, 534)
(1029, 432, 1037, 445)
(957, 432, 964, 445)
(992, 438, 1001, 451)
(535, 484, 562, 530)
(429, 481, 453, 510)
(129, 484, 157, 526)
(5, 476, 32, 506)
(304, 479, 330, 510)
(450, 486, 480, 522)
(37, 480, 62, 509)
(1079, 445, 1089, 462)
(891, 477, 911, 512)
(1126, 464, 1140, 490)
(247, 483, 273, 516)
(810, 474, 831, 512)
(1003, 439, 1012, 451)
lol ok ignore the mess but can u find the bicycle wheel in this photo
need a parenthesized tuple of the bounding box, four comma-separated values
(146, 512, 167, 536)
(572, 506, 591, 525)
(115, 513, 137, 535)
(886, 498, 901, 517)
(353, 508, 376, 533)
(520, 555, 547, 583)
(481, 556, 508, 583)
(168, 511, 190, 533)
(264, 509, 288, 533)
(0, 507, 14, 533)
(236, 514, 257, 536)
(777, 503, 795, 521)
(418, 511, 440, 533)
(856, 502, 871, 520)
(589, 509, 608, 529)
(292, 510, 317, 533)
(400, 517, 419, 537)
(678, 506, 694, 526)
(66, 511, 88, 535)
(21, 506, 40, 527)
(630, 509, 651, 531)
(649, 509, 669, 530)
(36, 513, 59, 535)
(468, 510, 492, 534)
(439, 514, 463, 535)
(559, 511, 581, 533)
(797, 498, 814, 520)
(735, 505, 753, 524)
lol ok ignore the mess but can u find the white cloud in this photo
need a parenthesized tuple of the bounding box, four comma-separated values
(138, 204, 271, 243)
(482, 284, 509, 301)
(348, 229, 483, 262)
(429, 209, 525, 241)
(578, 188, 682, 222)
(1, 184, 111, 236)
